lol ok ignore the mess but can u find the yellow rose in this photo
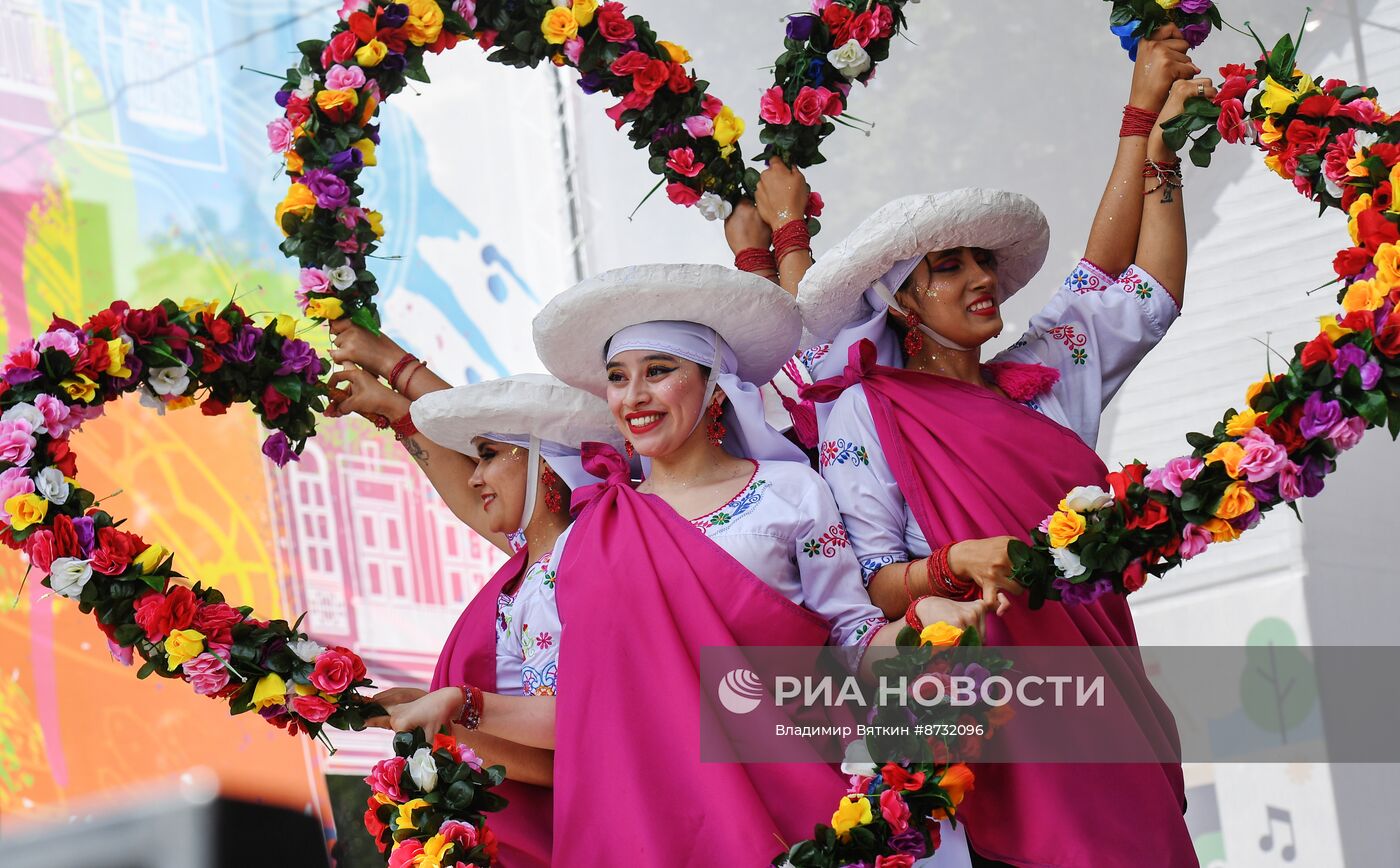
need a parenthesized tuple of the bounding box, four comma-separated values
(275, 183, 318, 235)
(293, 681, 319, 697)
(1263, 153, 1289, 179)
(1258, 117, 1284, 146)
(919, 621, 964, 648)
(1156, 0, 1181, 7)
(1201, 517, 1241, 543)
(1205, 442, 1245, 479)
(1260, 74, 1316, 116)
(1342, 278, 1385, 313)
(285, 150, 304, 175)
(405, 0, 444, 45)
(1225, 410, 1263, 437)
(4, 493, 48, 532)
(133, 544, 171, 574)
(365, 210, 385, 238)
(1245, 377, 1273, 407)
(541, 7, 578, 44)
(355, 38, 388, 68)
(273, 314, 298, 339)
(315, 87, 359, 115)
(102, 339, 133, 378)
(1318, 315, 1354, 343)
(1046, 508, 1086, 549)
(351, 137, 378, 167)
(1214, 482, 1257, 520)
(60, 374, 98, 403)
(1374, 244, 1400, 289)
(396, 798, 432, 831)
(572, 0, 598, 26)
(181, 298, 217, 316)
(830, 794, 873, 840)
(420, 834, 454, 867)
(166, 395, 197, 411)
(658, 40, 691, 63)
(252, 673, 289, 710)
(712, 106, 744, 148)
(165, 629, 206, 670)
(305, 297, 345, 320)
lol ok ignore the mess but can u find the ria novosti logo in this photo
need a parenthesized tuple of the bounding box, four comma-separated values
(717, 668, 764, 714)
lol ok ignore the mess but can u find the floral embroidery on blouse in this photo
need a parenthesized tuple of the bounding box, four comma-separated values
(496, 595, 514, 640)
(860, 553, 906, 585)
(797, 344, 831, 370)
(1066, 265, 1110, 293)
(506, 529, 527, 553)
(522, 662, 558, 697)
(691, 464, 768, 531)
(802, 523, 851, 558)
(1129, 279, 1154, 300)
(819, 438, 871, 468)
(1049, 324, 1090, 366)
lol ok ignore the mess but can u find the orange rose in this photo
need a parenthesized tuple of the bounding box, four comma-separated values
(274, 183, 317, 235)
(1205, 441, 1245, 478)
(1213, 482, 1256, 520)
(315, 88, 359, 123)
(931, 764, 975, 819)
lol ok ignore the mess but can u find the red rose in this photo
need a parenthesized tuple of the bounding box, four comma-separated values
(378, 28, 408, 54)
(124, 306, 168, 341)
(1106, 462, 1148, 503)
(133, 586, 197, 643)
(47, 440, 78, 477)
(665, 182, 701, 207)
(880, 762, 926, 792)
(805, 192, 824, 218)
(364, 797, 390, 853)
(90, 548, 130, 576)
(1376, 314, 1400, 357)
(262, 383, 291, 421)
(1217, 74, 1253, 103)
(1334, 246, 1373, 279)
(24, 530, 57, 574)
(595, 3, 635, 42)
(872, 4, 895, 38)
(666, 63, 693, 94)
(85, 302, 130, 336)
(201, 398, 229, 417)
(1217, 99, 1248, 144)
(73, 338, 109, 378)
(1337, 309, 1377, 334)
(1296, 94, 1341, 118)
(822, 5, 853, 45)
(202, 315, 233, 345)
(619, 86, 652, 112)
(1300, 333, 1337, 368)
(1126, 497, 1170, 531)
(849, 11, 879, 46)
(609, 50, 649, 76)
(291, 694, 336, 724)
(322, 30, 359, 69)
(874, 855, 915, 868)
(310, 648, 357, 694)
(476, 30, 498, 49)
(98, 527, 143, 560)
(1341, 182, 1361, 213)
(632, 58, 670, 95)
(1356, 208, 1400, 252)
(331, 645, 367, 681)
(285, 97, 311, 127)
(1368, 142, 1400, 165)
(347, 11, 377, 42)
(1262, 417, 1306, 454)
(193, 602, 243, 646)
(50, 514, 81, 558)
(427, 31, 460, 55)
(1122, 560, 1148, 593)
(792, 86, 829, 126)
(200, 346, 224, 374)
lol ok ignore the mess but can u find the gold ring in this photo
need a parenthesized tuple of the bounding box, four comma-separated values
(1197, 83, 1206, 97)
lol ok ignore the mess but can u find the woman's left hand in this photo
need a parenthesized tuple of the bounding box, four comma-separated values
(724, 200, 773, 254)
(1151, 77, 1218, 159)
(366, 686, 463, 733)
(914, 594, 1005, 637)
(755, 159, 811, 230)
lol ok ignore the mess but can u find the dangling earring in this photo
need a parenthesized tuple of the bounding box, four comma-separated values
(624, 439, 634, 458)
(902, 310, 925, 357)
(541, 464, 563, 513)
(706, 399, 727, 446)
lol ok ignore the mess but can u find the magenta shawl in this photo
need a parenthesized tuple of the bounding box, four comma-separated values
(432, 548, 553, 868)
(806, 340, 1194, 868)
(551, 445, 849, 867)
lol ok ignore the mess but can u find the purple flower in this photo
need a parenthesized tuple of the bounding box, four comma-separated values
(786, 13, 817, 41)
(262, 431, 299, 467)
(578, 71, 605, 95)
(220, 327, 262, 364)
(1299, 392, 1342, 440)
(275, 89, 291, 108)
(379, 53, 406, 75)
(329, 147, 364, 175)
(953, 661, 990, 690)
(888, 827, 927, 858)
(380, 3, 409, 28)
(1178, 0, 1214, 13)
(1248, 476, 1280, 507)
(72, 516, 96, 556)
(301, 169, 351, 210)
(1230, 507, 1263, 533)
(1056, 576, 1113, 606)
(1334, 344, 1383, 390)
(1299, 454, 1331, 497)
(1183, 21, 1212, 48)
(276, 339, 323, 379)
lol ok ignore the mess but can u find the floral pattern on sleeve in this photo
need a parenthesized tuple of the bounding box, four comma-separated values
(819, 439, 871, 469)
(802, 523, 851, 558)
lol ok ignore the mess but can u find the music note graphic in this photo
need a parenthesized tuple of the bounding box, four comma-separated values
(1258, 805, 1297, 862)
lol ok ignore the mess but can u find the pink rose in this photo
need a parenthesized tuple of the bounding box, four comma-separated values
(458, 746, 483, 770)
(2, 341, 40, 379)
(875, 855, 915, 868)
(310, 648, 357, 694)
(683, 115, 714, 138)
(1328, 415, 1367, 452)
(266, 118, 296, 154)
(338, 0, 371, 21)
(1337, 98, 1384, 124)
(387, 838, 423, 868)
(850, 11, 879, 46)
(759, 86, 792, 125)
(183, 652, 231, 695)
(37, 329, 81, 358)
(107, 638, 134, 667)
(325, 64, 367, 92)
(666, 182, 701, 207)
(452, 0, 478, 28)
(438, 820, 479, 848)
(24, 529, 57, 574)
(0, 418, 37, 466)
(665, 147, 704, 178)
(1179, 524, 1213, 560)
(35, 394, 73, 439)
(871, 4, 894, 38)
(1277, 461, 1304, 501)
(193, 602, 243, 645)
(291, 694, 336, 723)
(805, 191, 824, 218)
(1217, 99, 1248, 144)
(366, 756, 408, 801)
(1237, 428, 1288, 483)
(701, 93, 723, 118)
(1144, 456, 1203, 497)
(879, 788, 910, 834)
(564, 36, 584, 65)
(792, 86, 829, 126)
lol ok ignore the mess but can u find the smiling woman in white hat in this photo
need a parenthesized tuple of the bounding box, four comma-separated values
(530, 263, 991, 865)
(732, 33, 1211, 868)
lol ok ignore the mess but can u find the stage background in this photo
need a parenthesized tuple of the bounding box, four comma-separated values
(1, 1, 1395, 865)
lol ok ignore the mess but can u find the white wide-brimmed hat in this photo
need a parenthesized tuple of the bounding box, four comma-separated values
(411, 373, 622, 456)
(533, 263, 803, 396)
(799, 189, 1051, 342)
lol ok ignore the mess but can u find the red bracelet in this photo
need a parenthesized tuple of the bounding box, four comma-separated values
(455, 684, 483, 731)
(390, 411, 418, 441)
(1120, 105, 1159, 138)
(735, 247, 778, 274)
(773, 220, 812, 264)
(928, 545, 977, 600)
(902, 559, 918, 604)
(387, 353, 418, 392)
(904, 598, 926, 633)
(400, 361, 426, 397)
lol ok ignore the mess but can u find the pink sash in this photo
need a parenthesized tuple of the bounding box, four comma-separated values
(432, 549, 553, 868)
(806, 340, 1194, 868)
(551, 445, 848, 867)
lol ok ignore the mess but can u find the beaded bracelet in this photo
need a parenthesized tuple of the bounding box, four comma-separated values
(735, 247, 778, 274)
(773, 220, 812, 265)
(455, 684, 483, 731)
(1143, 158, 1184, 203)
(1120, 104, 1159, 138)
(400, 361, 426, 397)
(904, 597, 926, 633)
(928, 544, 978, 601)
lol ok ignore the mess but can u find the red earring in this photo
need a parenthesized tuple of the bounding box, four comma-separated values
(902, 310, 925, 357)
(541, 464, 563, 513)
(624, 439, 634, 458)
(706, 399, 727, 446)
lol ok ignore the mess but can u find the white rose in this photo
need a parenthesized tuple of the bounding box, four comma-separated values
(826, 38, 872, 80)
(294, 74, 318, 101)
(1355, 130, 1381, 151)
(49, 558, 93, 598)
(1061, 485, 1113, 513)
(407, 746, 439, 793)
(839, 739, 878, 777)
(35, 467, 70, 505)
(1050, 546, 1086, 579)
(2, 403, 46, 434)
(148, 365, 190, 397)
(328, 265, 357, 291)
(289, 638, 325, 663)
(138, 386, 167, 416)
(696, 192, 733, 222)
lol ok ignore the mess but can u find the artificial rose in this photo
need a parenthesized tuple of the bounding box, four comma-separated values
(1217, 98, 1248, 144)
(48, 557, 93, 599)
(540, 7, 578, 44)
(1046, 508, 1086, 548)
(1236, 428, 1289, 482)
(164, 628, 206, 670)
(311, 647, 358, 693)
(261, 383, 291, 421)
(193, 602, 243, 646)
(291, 694, 337, 723)
(759, 86, 793, 125)
(595, 3, 635, 42)
(830, 794, 873, 840)
(1122, 559, 1148, 593)
(665, 182, 702, 207)
(4, 493, 47, 531)
(880, 762, 926, 792)
(918, 621, 963, 647)
(1205, 441, 1245, 478)
(1126, 497, 1170, 531)
(793, 86, 830, 126)
(24, 529, 57, 574)
(1214, 482, 1257, 520)
(407, 746, 439, 792)
(664, 147, 703, 178)
(366, 755, 409, 801)
(827, 38, 872, 79)
(252, 672, 289, 711)
(712, 105, 744, 147)
(133, 585, 197, 642)
(632, 58, 670, 95)
(184, 652, 231, 696)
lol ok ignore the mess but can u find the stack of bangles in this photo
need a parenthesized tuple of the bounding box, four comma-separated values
(390, 412, 418, 442)
(1143, 158, 1184, 202)
(1120, 104, 1159, 139)
(455, 684, 484, 731)
(387, 352, 427, 395)
(734, 247, 777, 274)
(773, 220, 811, 266)
(903, 543, 977, 603)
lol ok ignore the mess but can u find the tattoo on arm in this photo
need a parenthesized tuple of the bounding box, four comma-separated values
(402, 437, 428, 465)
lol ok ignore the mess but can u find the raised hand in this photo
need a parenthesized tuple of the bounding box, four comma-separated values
(724, 200, 774, 255)
(755, 158, 812, 230)
(1129, 24, 1199, 114)
(328, 317, 409, 381)
(325, 365, 410, 423)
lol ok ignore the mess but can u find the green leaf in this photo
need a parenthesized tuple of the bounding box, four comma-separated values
(350, 305, 381, 335)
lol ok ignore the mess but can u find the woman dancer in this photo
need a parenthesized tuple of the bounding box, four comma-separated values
(747, 34, 1212, 868)
(532, 264, 995, 866)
